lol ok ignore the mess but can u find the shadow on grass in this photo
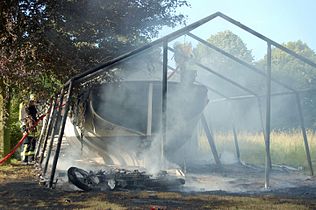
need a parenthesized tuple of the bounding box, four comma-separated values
(0, 164, 315, 209)
(0, 180, 243, 209)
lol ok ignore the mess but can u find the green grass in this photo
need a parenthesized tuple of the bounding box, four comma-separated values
(199, 129, 316, 169)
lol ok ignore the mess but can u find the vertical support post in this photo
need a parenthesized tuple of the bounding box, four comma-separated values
(161, 40, 168, 165)
(232, 124, 240, 163)
(257, 97, 271, 168)
(43, 89, 65, 176)
(49, 82, 73, 188)
(35, 98, 52, 160)
(257, 98, 265, 135)
(201, 114, 221, 166)
(229, 101, 240, 163)
(147, 83, 153, 137)
(264, 43, 272, 189)
(39, 96, 58, 165)
(295, 93, 314, 175)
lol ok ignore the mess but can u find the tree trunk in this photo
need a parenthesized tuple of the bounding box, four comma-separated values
(0, 86, 12, 159)
(0, 94, 4, 158)
(4, 96, 11, 158)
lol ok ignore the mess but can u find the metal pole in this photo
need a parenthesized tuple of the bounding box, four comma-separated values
(49, 82, 73, 188)
(39, 96, 58, 166)
(229, 101, 240, 163)
(42, 109, 57, 174)
(257, 97, 271, 168)
(147, 83, 153, 136)
(35, 98, 53, 160)
(257, 98, 265, 135)
(201, 114, 221, 166)
(168, 46, 258, 96)
(264, 43, 272, 189)
(232, 124, 240, 163)
(67, 12, 221, 86)
(161, 40, 168, 165)
(217, 12, 316, 69)
(43, 89, 65, 176)
(295, 93, 314, 175)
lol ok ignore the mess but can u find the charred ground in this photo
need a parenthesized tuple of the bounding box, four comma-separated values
(0, 164, 316, 209)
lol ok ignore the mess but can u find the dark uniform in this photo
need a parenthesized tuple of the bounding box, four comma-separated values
(25, 100, 38, 121)
(20, 116, 37, 163)
(20, 99, 38, 164)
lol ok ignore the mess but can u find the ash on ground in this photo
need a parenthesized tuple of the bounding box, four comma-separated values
(50, 134, 316, 196)
(54, 158, 316, 197)
(182, 163, 316, 197)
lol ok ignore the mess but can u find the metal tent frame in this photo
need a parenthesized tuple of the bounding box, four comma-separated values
(35, 12, 316, 189)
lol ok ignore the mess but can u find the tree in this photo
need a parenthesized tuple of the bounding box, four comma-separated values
(193, 30, 257, 96)
(1, 0, 190, 94)
(193, 31, 264, 131)
(0, 0, 190, 158)
(258, 41, 316, 89)
(256, 41, 316, 129)
(194, 30, 253, 64)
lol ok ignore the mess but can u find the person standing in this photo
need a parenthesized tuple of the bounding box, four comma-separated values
(20, 94, 38, 164)
(173, 42, 196, 84)
(25, 94, 38, 122)
(20, 116, 37, 164)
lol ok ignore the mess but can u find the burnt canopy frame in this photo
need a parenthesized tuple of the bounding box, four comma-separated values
(41, 12, 316, 188)
(216, 14, 316, 178)
(265, 43, 272, 188)
(35, 97, 52, 160)
(186, 32, 315, 179)
(162, 40, 168, 164)
(38, 96, 58, 166)
(48, 82, 73, 188)
(43, 90, 65, 177)
(167, 58, 262, 166)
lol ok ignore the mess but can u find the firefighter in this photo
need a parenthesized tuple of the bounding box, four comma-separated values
(25, 94, 38, 121)
(173, 42, 196, 84)
(20, 94, 38, 164)
(20, 116, 37, 164)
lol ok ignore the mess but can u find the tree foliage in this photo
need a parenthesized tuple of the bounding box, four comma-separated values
(1, 0, 189, 97)
(256, 40, 316, 128)
(193, 30, 256, 96)
(0, 0, 189, 156)
(194, 30, 253, 66)
(258, 41, 316, 89)
(192, 31, 316, 130)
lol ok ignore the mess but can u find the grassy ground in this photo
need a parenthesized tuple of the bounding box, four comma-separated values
(199, 129, 316, 169)
(0, 164, 316, 209)
(1, 130, 316, 209)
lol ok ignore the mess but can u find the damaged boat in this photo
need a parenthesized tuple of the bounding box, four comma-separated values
(66, 80, 208, 166)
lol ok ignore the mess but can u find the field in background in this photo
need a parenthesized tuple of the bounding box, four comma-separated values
(199, 129, 316, 170)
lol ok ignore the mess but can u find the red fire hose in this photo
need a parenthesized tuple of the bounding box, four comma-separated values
(0, 114, 47, 165)
(0, 101, 67, 165)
